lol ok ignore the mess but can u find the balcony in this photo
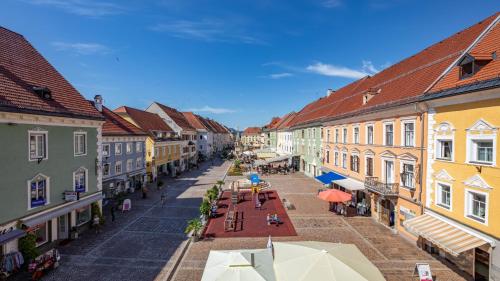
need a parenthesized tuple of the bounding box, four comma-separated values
(364, 177, 399, 196)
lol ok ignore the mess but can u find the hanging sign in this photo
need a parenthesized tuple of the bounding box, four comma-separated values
(64, 191, 78, 202)
(413, 263, 433, 281)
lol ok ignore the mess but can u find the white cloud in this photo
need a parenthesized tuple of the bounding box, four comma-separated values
(362, 60, 379, 74)
(269, 73, 293, 79)
(25, 0, 125, 17)
(306, 62, 368, 79)
(186, 106, 236, 114)
(150, 19, 265, 45)
(322, 0, 342, 8)
(51, 42, 111, 55)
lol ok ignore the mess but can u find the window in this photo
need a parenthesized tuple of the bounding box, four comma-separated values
(366, 125, 374, 145)
(136, 158, 142, 169)
(472, 140, 493, 164)
(126, 143, 133, 154)
(76, 206, 91, 226)
(301, 130, 305, 138)
(461, 62, 473, 79)
(103, 144, 110, 157)
(343, 128, 347, 144)
(127, 159, 133, 171)
(334, 152, 339, 166)
(401, 163, 415, 189)
(163, 147, 166, 157)
(29, 131, 48, 161)
(353, 127, 359, 144)
(74, 132, 87, 156)
(366, 157, 373, 176)
(33, 222, 48, 246)
(335, 129, 339, 143)
(436, 140, 453, 160)
(29, 174, 48, 208)
(403, 122, 415, 147)
(436, 183, 451, 209)
(325, 150, 330, 163)
(466, 190, 487, 223)
(74, 168, 87, 193)
(384, 123, 394, 146)
(115, 143, 122, 155)
(115, 162, 122, 174)
(154, 147, 159, 157)
(103, 163, 110, 176)
(383, 160, 394, 183)
(327, 130, 331, 143)
(350, 155, 359, 172)
(342, 152, 347, 169)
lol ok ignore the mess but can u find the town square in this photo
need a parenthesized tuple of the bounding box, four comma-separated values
(1, 1, 500, 281)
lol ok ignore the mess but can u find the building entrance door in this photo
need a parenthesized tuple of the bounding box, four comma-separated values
(380, 199, 395, 227)
(474, 248, 489, 281)
(58, 214, 69, 240)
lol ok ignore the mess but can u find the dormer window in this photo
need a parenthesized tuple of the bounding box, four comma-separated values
(33, 86, 52, 100)
(458, 53, 492, 80)
(362, 87, 380, 105)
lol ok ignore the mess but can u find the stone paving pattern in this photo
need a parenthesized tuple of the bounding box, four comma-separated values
(42, 159, 231, 281)
(173, 173, 470, 281)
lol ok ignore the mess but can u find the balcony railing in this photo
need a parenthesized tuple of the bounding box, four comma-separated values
(364, 177, 399, 196)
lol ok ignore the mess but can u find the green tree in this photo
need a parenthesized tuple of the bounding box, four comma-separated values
(91, 202, 105, 225)
(185, 218, 203, 240)
(19, 233, 40, 261)
(200, 199, 211, 216)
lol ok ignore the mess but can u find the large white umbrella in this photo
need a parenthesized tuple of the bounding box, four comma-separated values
(273, 241, 385, 281)
(201, 249, 276, 281)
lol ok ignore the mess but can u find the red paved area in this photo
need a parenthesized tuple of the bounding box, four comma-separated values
(204, 190, 297, 238)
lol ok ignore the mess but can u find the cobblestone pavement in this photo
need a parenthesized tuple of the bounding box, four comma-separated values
(173, 172, 469, 281)
(43, 159, 231, 281)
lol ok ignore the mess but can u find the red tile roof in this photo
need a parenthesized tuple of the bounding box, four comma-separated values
(182, 112, 208, 131)
(114, 106, 173, 137)
(0, 27, 103, 120)
(276, 112, 297, 130)
(290, 13, 498, 126)
(154, 102, 195, 132)
(93, 103, 147, 136)
(207, 119, 229, 134)
(431, 14, 500, 91)
(243, 127, 262, 135)
(197, 115, 217, 133)
(264, 117, 281, 129)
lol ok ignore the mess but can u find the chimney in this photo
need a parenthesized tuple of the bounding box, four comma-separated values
(327, 89, 335, 97)
(94, 95, 103, 112)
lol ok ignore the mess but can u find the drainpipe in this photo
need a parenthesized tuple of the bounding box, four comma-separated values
(416, 102, 428, 215)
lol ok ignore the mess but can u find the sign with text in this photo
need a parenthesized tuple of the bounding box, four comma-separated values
(64, 191, 78, 202)
(414, 263, 433, 281)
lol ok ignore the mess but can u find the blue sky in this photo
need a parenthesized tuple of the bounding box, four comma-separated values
(1, 1, 498, 129)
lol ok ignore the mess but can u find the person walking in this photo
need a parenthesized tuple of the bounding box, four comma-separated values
(160, 192, 167, 207)
(93, 215, 100, 234)
(110, 203, 115, 222)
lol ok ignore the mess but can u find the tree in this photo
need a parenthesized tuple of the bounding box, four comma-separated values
(216, 180, 225, 189)
(200, 199, 211, 217)
(185, 218, 203, 241)
(19, 233, 40, 261)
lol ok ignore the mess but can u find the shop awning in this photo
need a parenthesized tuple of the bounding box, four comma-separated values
(0, 229, 26, 245)
(315, 172, 346, 185)
(265, 155, 291, 164)
(22, 192, 103, 227)
(404, 214, 488, 256)
(333, 177, 365, 191)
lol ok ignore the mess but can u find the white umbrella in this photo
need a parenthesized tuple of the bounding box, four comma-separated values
(201, 249, 276, 281)
(273, 241, 386, 281)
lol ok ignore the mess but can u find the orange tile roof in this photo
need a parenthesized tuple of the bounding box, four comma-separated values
(154, 102, 195, 132)
(431, 14, 500, 91)
(114, 106, 173, 137)
(276, 112, 297, 130)
(94, 103, 147, 136)
(264, 117, 281, 129)
(0, 27, 103, 120)
(182, 111, 208, 131)
(243, 127, 262, 135)
(290, 13, 498, 127)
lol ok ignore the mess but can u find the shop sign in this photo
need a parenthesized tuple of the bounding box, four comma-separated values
(64, 191, 78, 202)
(413, 263, 433, 281)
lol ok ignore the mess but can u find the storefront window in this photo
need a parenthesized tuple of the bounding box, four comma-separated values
(76, 206, 91, 226)
(33, 222, 48, 246)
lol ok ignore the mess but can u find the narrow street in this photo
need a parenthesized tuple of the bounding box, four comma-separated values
(43, 160, 231, 281)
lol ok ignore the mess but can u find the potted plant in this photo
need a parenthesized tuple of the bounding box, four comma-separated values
(185, 218, 203, 242)
(200, 199, 211, 218)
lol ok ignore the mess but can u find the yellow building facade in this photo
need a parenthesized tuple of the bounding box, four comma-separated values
(421, 94, 500, 280)
(322, 105, 426, 238)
